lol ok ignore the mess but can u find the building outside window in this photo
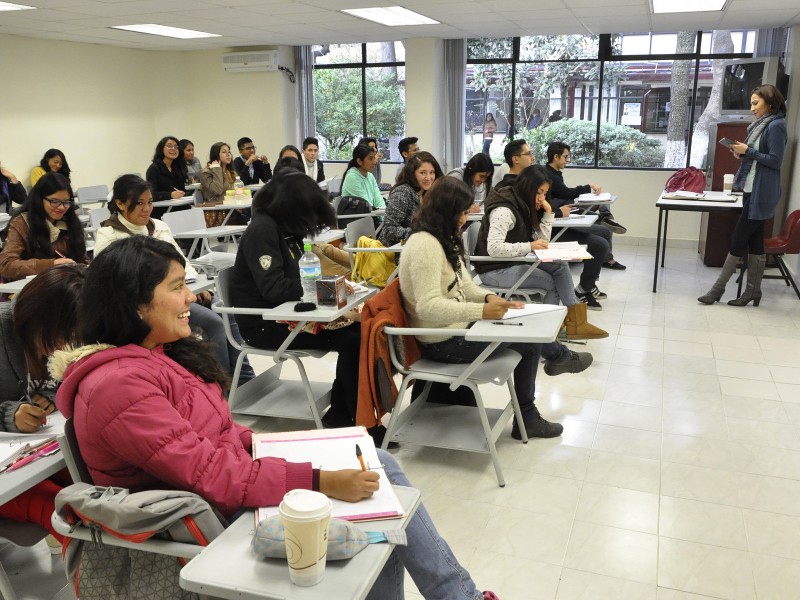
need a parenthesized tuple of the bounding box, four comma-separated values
(312, 42, 406, 162)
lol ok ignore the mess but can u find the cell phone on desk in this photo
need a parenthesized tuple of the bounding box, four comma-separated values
(718, 137, 736, 148)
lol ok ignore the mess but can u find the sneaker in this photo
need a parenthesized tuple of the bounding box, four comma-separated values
(544, 350, 593, 376)
(602, 260, 627, 270)
(588, 285, 607, 299)
(577, 290, 602, 311)
(602, 218, 627, 234)
(511, 410, 563, 440)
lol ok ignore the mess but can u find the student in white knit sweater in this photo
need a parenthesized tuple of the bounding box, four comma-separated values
(398, 176, 562, 440)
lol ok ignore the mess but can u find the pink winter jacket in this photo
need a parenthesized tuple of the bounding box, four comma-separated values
(53, 344, 313, 516)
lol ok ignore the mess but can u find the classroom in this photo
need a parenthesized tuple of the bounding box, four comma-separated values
(2, 1, 800, 598)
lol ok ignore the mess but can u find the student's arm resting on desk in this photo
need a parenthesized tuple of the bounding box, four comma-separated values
(0, 216, 56, 280)
(538, 211, 554, 241)
(78, 363, 315, 514)
(486, 208, 531, 257)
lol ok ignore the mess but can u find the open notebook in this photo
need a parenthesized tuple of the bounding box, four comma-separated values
(252, 426, 405, 525)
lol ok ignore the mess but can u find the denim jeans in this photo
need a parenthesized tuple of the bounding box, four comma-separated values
(553, 225, 611, 289)
(480, 261, 579, 306)
(367, 450, 483, 600)
(421, 334, 541, 409)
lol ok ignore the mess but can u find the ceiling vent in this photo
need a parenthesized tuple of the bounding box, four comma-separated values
(222, 50, 279, 72)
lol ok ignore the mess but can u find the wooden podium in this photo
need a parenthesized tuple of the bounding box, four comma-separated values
(699, 122, 772, 266)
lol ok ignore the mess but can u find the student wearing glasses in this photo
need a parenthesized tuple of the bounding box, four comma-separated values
(146, 136, 188, 202)
(233, 137, 272, 185)
(0, 172, 87, 281)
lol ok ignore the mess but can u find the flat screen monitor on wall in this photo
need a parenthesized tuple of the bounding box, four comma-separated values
(720, 57, 784, 122)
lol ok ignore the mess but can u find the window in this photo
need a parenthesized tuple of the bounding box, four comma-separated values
(312, 42, 405, 161)
(465, 30, 772, 169)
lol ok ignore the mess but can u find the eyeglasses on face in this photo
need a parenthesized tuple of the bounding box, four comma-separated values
(164, 144, 180, 150)
(518, 151, 533, 157)
(44, 197, 73, 209)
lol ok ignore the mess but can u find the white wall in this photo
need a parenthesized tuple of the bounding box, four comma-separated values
(0, 35, 295, 191)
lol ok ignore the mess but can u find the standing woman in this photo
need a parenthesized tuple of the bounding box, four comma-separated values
(399, 177, 562, 440)
(230, 170, 363, 430)
(698, 84, 788, 307)
(340, 143, 385, 210)
(447, 153, 494, 209)
(482, 113, 497, 156)
(30, 149, 71, 186)
(378, 151, 443, 247)
(200, 142, 237, 203)
(0, 173, 87, 281)
(181, 139, 202, 184)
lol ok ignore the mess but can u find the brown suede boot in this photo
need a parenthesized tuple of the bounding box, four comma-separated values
(565, 303, 609, 340)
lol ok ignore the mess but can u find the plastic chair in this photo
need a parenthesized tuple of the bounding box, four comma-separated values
(736, 210, 800, 300)
(75, 185, 109, 212)
(462, 222, 546, 303)
(381, 324, 528, 487)
(163, 208, 244, 258)
(211, 268, 332, 427)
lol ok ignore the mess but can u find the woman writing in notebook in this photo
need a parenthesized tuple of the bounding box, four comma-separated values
(473, 164, 607, 341)
(53, 235, 500, 600)
(399, 176, 571, 440)
(0, 172, 87, 281)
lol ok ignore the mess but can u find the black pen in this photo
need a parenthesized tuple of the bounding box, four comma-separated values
(491, 321, 524, 326)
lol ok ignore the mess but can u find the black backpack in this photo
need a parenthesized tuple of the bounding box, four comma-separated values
(337, 196, 378, 228)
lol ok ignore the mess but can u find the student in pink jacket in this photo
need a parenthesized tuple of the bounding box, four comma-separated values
(53, 235, 499, 600)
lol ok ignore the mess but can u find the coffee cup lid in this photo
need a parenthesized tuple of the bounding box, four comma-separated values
(279, 490, 331, 520)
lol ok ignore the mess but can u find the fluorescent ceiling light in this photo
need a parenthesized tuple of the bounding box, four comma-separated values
(651, 0, 726, 13)
(0, 2, 35, 11)
(342, 6, 439, 26)
(111, 24, 220, 39)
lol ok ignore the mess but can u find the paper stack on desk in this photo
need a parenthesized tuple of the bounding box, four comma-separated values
(534, 242, 593, 262)
(252, 426, 405, 525)
(577, 192, 612, 202)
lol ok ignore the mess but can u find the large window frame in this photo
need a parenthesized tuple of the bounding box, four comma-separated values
(466, 32, 763, 169)
(312, 43, 406, 162)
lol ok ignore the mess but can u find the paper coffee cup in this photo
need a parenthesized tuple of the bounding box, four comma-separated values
(723, 174, 734, 193)
(279, 490, 332, 586)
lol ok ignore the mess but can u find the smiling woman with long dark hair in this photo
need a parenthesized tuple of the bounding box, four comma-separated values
(0, 172, 87, 281)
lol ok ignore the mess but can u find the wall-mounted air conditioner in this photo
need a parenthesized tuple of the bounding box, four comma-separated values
(222, 50, 279, 73)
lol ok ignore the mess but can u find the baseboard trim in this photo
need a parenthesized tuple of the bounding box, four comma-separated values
(614, 236, 698, 250)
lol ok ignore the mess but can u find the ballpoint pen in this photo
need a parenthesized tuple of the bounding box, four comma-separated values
(491, 321, 524, 326)
(355, 444, 367, 471)
(4, 440, 60, 473)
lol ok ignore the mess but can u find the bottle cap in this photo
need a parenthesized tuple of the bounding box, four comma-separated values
(304, 242, 312, 251)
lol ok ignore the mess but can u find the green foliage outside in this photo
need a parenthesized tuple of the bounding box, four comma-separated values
(523, 119, 665, 168)
(314, 68, 405, 161)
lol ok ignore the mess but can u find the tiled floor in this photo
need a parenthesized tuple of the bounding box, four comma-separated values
(4, 244, 800, 600)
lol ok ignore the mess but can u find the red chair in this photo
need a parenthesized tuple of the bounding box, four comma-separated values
(740, 210, 800, 300)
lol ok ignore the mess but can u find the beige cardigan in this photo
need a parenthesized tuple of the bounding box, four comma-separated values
(398, 231, 487, 343)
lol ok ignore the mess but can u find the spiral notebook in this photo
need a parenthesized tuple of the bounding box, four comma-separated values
(252, 426, 405, 525)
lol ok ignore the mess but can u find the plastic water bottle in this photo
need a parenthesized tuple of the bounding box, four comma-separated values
(233, 176, 244, 196)
(298, 243, 321, 303)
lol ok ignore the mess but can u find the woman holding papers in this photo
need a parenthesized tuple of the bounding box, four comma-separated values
(399, 176, 568, 440)
(473, 165, 607, 341)
(698, 84, 787, 307)
(54, 235, 500, 600)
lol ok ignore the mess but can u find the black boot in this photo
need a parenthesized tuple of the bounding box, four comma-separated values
(511, 405, 563, 440)
(728, 254, 766, 307)
(698, 253, 740, 304)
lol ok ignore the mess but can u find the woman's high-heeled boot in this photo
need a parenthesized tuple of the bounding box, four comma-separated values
(728, 254, 766, 307)
(698, 253, 740, 304)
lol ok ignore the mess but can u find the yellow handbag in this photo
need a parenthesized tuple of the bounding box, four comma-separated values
(352, 235, 396, 288)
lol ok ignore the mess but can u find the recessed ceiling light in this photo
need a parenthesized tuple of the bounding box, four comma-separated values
(651, 0, 726, 13)
(342, 6, 439, 26)
(111, 24, 220, 39)
(0, 2, 35, 11)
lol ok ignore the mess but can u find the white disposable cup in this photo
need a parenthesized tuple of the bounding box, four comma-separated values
(279, 490, 332, 586)
(723, 174, 734, 193)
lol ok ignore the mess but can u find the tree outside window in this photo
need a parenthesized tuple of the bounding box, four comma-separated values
(312, 43, 405, 161)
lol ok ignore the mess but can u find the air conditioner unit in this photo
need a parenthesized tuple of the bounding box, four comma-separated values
(222, 50, 279, 73)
